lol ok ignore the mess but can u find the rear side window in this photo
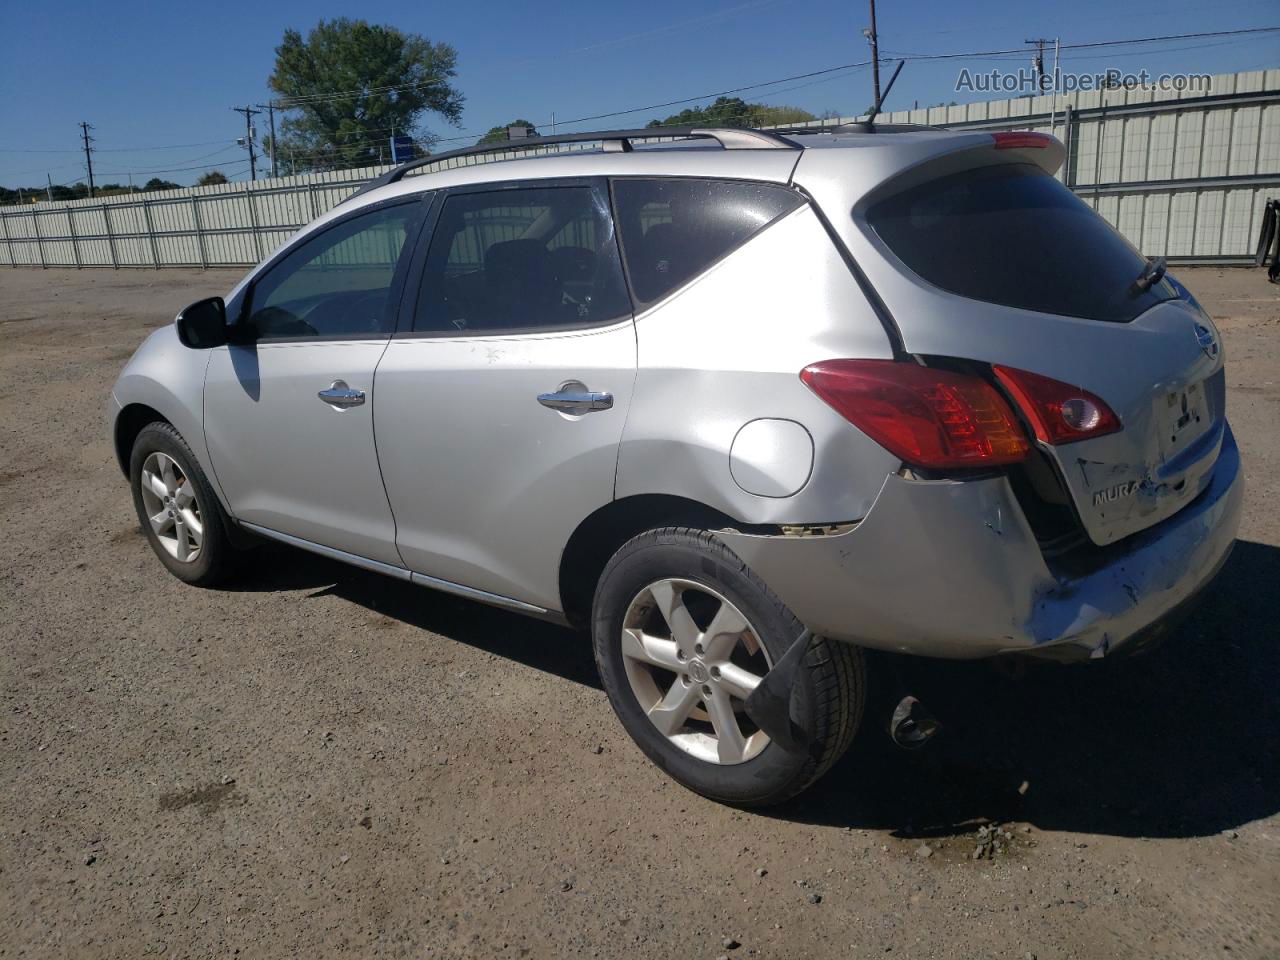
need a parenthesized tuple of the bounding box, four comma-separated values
(613, 179, 803, 308)
(413, 185, 631, 335)
(866, 163, 1175, 322)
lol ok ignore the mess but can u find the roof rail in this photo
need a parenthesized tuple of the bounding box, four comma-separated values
(347, 126, 800, 201)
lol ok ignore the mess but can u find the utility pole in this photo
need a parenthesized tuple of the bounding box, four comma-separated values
(865, 0, 881, 107)
(79, 122, 95, 198)
(260, 100, 278, 178)
(1048, 37, 1061, 135)
(1025, 37, 1049, 91)
(232, 105, 262, 180)
(46, 174, 54, 202)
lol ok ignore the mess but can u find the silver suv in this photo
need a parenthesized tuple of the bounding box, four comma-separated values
(109, 125, 1243, 805)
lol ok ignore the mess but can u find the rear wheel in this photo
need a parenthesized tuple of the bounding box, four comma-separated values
(129, 422, 234, 586)
(592, 527, 864, 806)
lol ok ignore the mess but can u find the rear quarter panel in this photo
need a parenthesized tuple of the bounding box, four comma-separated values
(617, 203, 900, 524)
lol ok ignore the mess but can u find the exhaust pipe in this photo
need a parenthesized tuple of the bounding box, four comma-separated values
(744, 632, 943, 754)
(889, 695, 941, 749)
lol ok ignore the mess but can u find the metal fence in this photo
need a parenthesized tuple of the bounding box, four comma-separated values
(2, 68, 1277, 270)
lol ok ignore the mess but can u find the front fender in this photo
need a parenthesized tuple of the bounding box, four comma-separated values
(109, 324, 226, 509)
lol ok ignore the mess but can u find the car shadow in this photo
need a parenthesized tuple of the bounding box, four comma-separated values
(229, 543, 601, 691)
(778, 538, 1280, 839)
(229, 538, 1279, 839)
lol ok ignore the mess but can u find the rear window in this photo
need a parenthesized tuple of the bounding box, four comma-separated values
(866, 163, 1175, 322)
(613, 179, 803, 308)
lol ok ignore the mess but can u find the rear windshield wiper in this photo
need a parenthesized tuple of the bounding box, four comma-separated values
(1131, 255, 1168, 294)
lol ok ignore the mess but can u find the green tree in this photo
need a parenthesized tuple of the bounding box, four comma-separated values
(197, 170, 229, 186)
(143, 178, 181, 192)
(647, 96, 751, 129)
(268, 18, 463, 171)
(647, 97, 816, 130)
(750, 105, 817, 127)
(477, 120, 540, 145)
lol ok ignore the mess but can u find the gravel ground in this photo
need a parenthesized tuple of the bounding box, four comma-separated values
(1, 266, 1278, 960)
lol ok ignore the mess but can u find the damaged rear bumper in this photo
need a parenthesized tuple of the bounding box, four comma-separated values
(714, 425, 1243, 661)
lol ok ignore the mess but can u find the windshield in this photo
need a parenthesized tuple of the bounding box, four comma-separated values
(866, 163, 1176, 322)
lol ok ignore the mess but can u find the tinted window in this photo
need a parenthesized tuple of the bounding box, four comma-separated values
(414, 185, 630, 334)
(866, 163, 1175, 322)
(613, 179, 803, 307)
(248, 201, 420, 340)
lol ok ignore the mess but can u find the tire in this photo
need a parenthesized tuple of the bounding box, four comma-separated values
(129, 421, 235, 587)
(591, 527, 864, 806)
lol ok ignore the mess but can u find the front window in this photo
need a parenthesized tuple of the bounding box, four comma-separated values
(247, 201, 422, 340)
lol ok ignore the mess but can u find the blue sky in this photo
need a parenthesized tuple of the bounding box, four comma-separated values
(2, 0, 1277, 187)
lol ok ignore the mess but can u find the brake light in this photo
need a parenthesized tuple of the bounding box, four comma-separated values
(800, 359, 1029, 469)
(992, 365, 1121, 444)
(991, 131, 1053, 149)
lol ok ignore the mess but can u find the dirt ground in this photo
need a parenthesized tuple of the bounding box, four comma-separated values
(1, 265, 1277, 960)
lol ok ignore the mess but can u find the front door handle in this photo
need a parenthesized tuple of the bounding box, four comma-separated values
(537, 389, 613, 413)
(318, 380, 366, 409)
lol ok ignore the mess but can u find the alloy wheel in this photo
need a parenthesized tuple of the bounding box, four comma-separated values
(138, 451, 204, 563)
(621, 578, 773, 765)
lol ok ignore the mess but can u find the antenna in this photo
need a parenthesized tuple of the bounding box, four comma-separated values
(864, 60, 905, 127)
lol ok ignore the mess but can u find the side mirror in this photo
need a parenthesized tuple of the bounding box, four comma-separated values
(175, 297, 228, 349)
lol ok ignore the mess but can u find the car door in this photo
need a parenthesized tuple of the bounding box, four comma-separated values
(374, 180, 636, 610)
(204, 196, 428, 565)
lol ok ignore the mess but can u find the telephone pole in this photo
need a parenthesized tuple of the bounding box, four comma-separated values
(79, 122, 95, 198)
(1025, 37, 1049, 90)
(256, 100, 279, 178)
(232, 105, 262, 180)
(865, 0, 881, 107)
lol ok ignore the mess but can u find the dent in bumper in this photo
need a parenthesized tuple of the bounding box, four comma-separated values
(715, 426, 1243, 660)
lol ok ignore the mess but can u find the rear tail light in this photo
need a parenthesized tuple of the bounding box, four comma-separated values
(800, 359, 1029, 469)
(993, 365, 1121, 444)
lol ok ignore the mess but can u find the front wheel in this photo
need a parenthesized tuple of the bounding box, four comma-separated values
(591, 527, 865, 806)
(129, 422, 235, 587)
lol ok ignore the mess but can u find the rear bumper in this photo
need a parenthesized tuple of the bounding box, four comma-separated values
(714, 424, 1243, 660)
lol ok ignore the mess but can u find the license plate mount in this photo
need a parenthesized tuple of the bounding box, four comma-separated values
(1158, 380, 1208, 460)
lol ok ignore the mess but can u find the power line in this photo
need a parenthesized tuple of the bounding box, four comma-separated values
(92, 150, 244, 179)
(882, 25, 1280, 63)
(0, 138, 239, 155)
(531, 26, 1280, 132)
(269, 24, 1280, 127)
(39, 159, 252, 192)
(4, 24, 1276, 169)
(267, 75, 453, 108)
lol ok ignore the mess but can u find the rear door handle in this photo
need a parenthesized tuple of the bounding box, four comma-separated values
(537, 389, 614, 413)
(318, 380, 366, 409)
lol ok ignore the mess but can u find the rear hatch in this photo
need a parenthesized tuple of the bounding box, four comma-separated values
(796, 134, 1227, 546)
